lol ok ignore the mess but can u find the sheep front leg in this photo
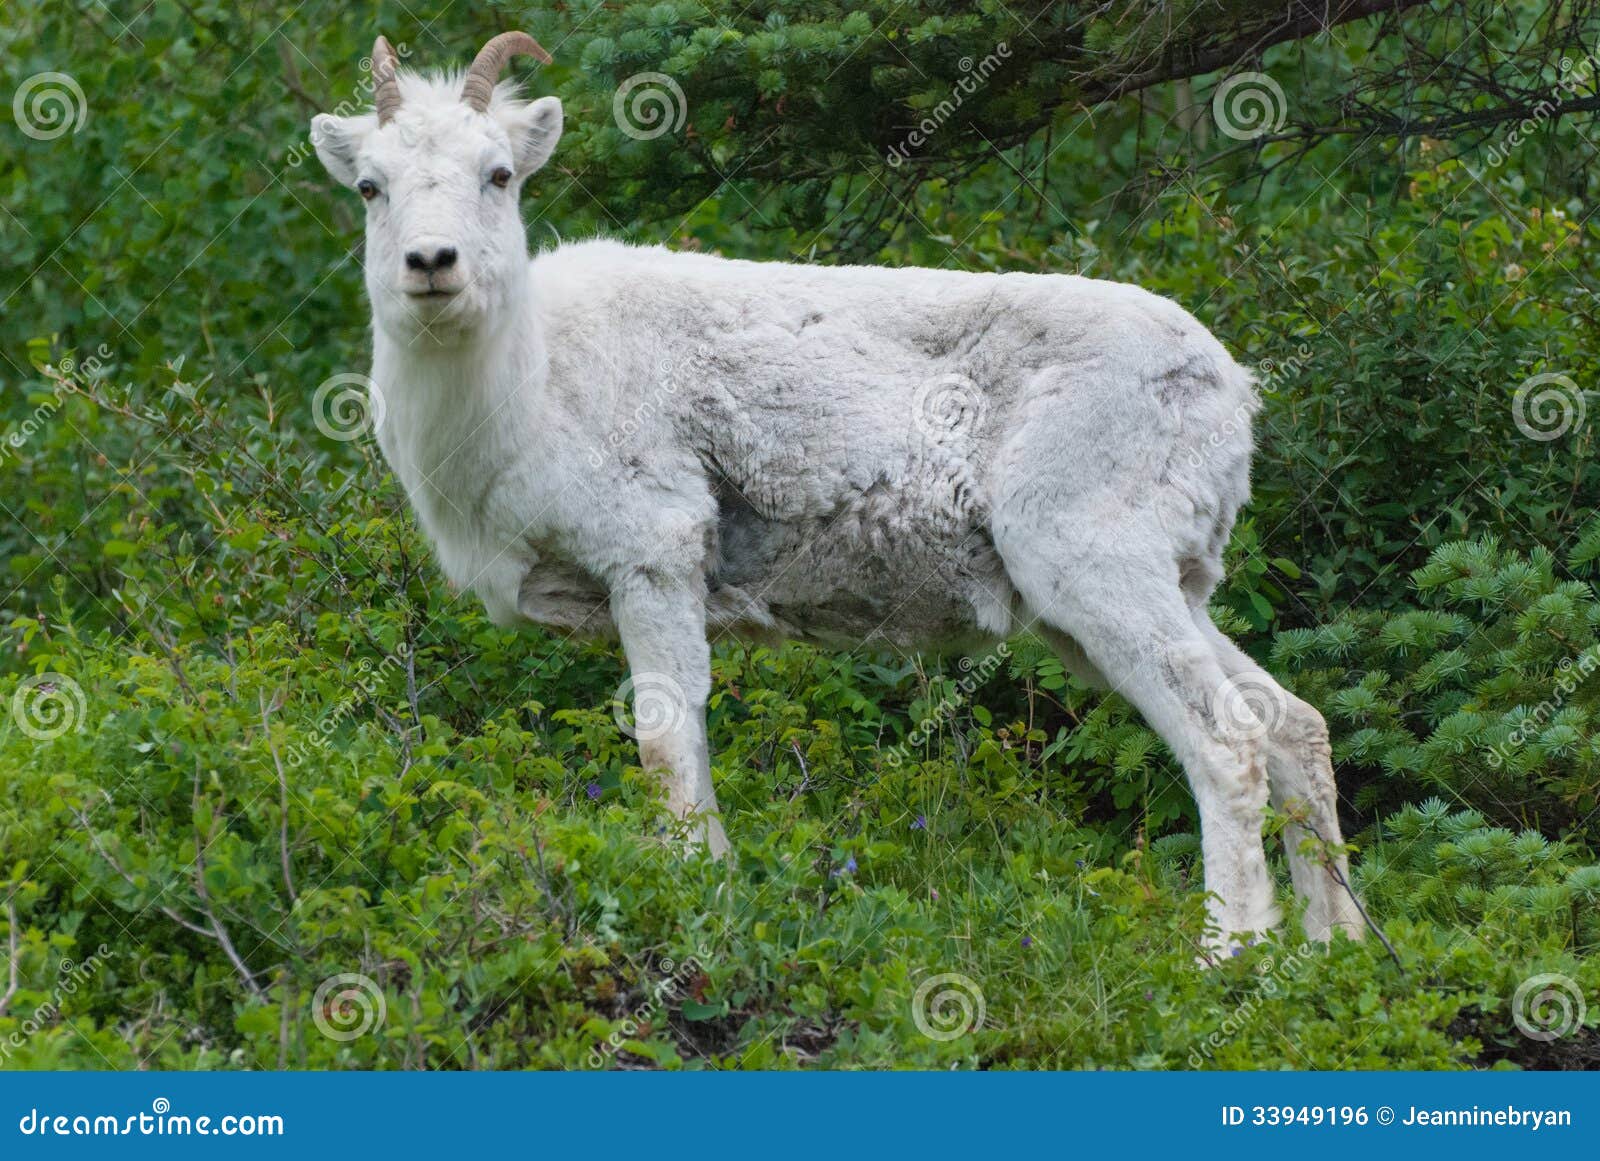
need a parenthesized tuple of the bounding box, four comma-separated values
(610, 574, 729, 857)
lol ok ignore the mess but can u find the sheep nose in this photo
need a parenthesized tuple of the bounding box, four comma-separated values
(405, 245, 458, 273)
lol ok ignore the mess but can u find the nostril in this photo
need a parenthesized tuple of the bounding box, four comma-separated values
(405, 246, 458, 274)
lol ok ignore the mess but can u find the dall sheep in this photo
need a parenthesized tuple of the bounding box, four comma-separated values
(311, 32, 1366, 949)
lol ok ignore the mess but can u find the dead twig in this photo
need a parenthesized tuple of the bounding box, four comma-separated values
(258, 690, 298, 904)
(1302, 820, 1404, 972)
(71, 799, 267, 1001)
(788, 741, 813, 801)
(190, 771, 269, 1000)
(0, 897, 20, 1018)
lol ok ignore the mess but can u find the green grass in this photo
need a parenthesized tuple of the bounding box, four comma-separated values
(4, 570, 1597, 1069)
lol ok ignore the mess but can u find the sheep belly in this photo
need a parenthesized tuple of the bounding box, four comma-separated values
(506, 495, 1014, 651)
(706, 469, 1016, 651)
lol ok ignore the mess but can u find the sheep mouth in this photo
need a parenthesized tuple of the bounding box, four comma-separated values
(407, 288, 460, 299)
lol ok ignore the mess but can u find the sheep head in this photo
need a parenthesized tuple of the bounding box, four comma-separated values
(310, 33, 561, 345)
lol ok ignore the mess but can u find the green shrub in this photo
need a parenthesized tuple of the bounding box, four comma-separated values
(4, 497, 1597, 1068)
(5, 0, 1598, 1073)
(1277, 527, 1600, 840)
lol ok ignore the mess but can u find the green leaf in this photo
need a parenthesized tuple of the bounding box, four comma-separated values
(680, 1000, 727, 1021)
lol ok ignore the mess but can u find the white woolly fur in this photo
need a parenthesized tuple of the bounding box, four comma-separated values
(312, 52, 1366, 950)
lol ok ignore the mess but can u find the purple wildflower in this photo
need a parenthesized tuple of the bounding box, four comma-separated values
(1021, 935, 1033, 949)
(585, 782, 602, 801)
(911, 815, 927, 831)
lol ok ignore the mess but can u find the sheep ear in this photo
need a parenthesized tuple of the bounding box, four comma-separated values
(502, 96, 562, 178)
(310, 112, 375, 188)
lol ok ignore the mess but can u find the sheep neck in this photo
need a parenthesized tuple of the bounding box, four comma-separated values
(369, 265, 547, 505)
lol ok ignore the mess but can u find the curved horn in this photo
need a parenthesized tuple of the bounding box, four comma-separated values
(461, 31, 552, 113)
(371, 35, 402, 125)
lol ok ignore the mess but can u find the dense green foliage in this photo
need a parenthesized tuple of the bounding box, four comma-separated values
(2, 1, 1598, 1069)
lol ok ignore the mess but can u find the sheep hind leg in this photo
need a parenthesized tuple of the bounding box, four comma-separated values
(1189, 612, 1366, 943)
(993, 515, 1280, 952)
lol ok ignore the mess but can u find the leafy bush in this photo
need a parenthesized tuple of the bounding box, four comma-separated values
(4, 0, 1599, 1073)
(3, 446, 1596, 1066)
(1276, 527, 1600, 839)
(4, 623, 1597, 1069)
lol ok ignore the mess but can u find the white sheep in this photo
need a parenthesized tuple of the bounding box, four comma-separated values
(312, 33, 1365, 950)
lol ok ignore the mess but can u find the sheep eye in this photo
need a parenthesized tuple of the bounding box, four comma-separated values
(489, 166, 513, 189)
(357, 179, 379, 201)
